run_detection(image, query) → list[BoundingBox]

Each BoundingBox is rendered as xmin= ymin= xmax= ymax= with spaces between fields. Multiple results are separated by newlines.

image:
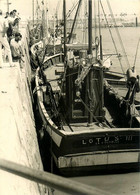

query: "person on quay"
xmin=13 ymin=17 xmax=20 ymax=34
xmin=10 ymin=32 xmax=24 ymax=66
xmin=7 ymin=11 xmax=15 ymax=42
xmin=0 ymin=10 xmax=14 ymax=67
xmin=11 ymin=10 xmax=21 ymax=35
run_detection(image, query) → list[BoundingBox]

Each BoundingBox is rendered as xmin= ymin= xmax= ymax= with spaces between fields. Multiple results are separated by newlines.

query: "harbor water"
xmin=53 ymin=27 xmax=140 ymax=195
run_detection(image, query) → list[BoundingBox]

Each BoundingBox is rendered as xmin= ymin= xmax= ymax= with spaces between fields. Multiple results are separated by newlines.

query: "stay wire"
xmin=106 ymin=0 xmax=130 ymax=69
xmin=66 ymin=0 xmax=79 ymax=18
xmin=98 ymin=0 xmax=101 ymax=37
xmin=99 ymin=0 xmax=126 ymax=77
xmin=133 ymin=38 xmax=140 ymax=68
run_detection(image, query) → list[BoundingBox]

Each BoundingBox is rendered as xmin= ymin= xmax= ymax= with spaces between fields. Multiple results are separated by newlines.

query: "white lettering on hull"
xmin=82 ymin=135 xmax=133 ymax=145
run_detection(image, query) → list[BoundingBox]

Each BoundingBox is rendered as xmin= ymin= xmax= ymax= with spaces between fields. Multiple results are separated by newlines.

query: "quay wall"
xmin=0 ymin=24 xmax=46 ymax=195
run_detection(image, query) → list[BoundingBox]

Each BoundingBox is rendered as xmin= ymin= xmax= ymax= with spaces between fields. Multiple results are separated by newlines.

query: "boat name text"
xmin=82 ymin=135 xmax=133 ymax=145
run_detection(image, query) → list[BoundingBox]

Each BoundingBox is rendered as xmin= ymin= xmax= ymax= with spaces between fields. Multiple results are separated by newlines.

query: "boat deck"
xmin=63 ymin=122 xmax=107 ymax=132
xmin=44 ymin=63 xmax=140 ymax=102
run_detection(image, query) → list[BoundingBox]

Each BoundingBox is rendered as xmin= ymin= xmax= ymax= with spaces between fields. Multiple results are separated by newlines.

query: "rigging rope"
xmin=106 ymin=0 xmax=130 ymax=69
xmin=94 ymin=0 xmax=97 ymax=39
xmin=82 ymin=0 xmax=87 ymax=43
xmin=35 ymin=0 xmax=41 ymax=20
xmin=66 ymin=0 xmax=79 ymax=18
xmin=99 ymin=0 xmax=126 ymax=77
xmin=98 ymin=0 xmax=101 ymax=38
xmin=133 ymin=38 xmax=140 ymax=68
xmin=56 ymin=0 xmax=61 ymax=15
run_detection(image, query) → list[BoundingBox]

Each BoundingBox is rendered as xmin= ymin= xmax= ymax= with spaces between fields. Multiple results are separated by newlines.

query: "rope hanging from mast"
xmin=106 ymin=0 xmax=130 ymax=69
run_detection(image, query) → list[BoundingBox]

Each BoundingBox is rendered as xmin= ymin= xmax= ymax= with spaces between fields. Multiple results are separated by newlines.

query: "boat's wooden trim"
xmin=35 ymin=70 xmax=58 ymax=129
xmin=60 ymin=127 xmax=140 ymax=135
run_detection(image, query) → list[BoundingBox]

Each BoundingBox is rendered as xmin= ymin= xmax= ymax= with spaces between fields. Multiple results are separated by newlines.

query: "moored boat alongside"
xmin=34 ymin=0 xmax=140 ymax=176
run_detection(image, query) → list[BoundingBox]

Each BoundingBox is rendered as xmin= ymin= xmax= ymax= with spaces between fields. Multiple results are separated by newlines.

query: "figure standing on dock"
xmin=10 ymin=32 xmax=24 ymax=66
xmin=0 ymin=10 xmax=14 ymax=67
xmin=12 ymin=10 xmax=20 ymax=34
xmin=7 ymin=11 xmax=15 ymax=42
xmin=7 ymin=10 xmax=21 ymax=43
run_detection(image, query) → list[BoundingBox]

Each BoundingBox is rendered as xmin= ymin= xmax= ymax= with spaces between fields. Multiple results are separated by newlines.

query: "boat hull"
xmin=35 ymin=53 xmax=140 ymax=175
xmin=58 ymin=162 xmax=140 ymax=176
xmin=37 ymin=95 xmax=140 ymax=174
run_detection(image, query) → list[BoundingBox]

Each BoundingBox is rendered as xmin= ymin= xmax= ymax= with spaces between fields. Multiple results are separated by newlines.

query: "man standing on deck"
xmin=0 ymin=10 xmax=14 ymax=67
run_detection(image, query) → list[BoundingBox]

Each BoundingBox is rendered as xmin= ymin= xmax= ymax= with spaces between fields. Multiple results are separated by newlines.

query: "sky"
xmin=0 ymin=0 xmax=140 ymax=20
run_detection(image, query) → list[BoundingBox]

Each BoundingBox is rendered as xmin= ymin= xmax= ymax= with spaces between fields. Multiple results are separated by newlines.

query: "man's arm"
xmin=3 ymin=20 xmax=9 ymax=37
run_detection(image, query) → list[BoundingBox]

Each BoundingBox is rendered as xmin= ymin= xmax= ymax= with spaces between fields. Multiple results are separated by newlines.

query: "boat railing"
xmin=43 ymin=52 xmax=64 ymax=63
xmin=0 ymin=158 xmax=115 ymax=195
xmin=43 ymin=53 xmax=64 ymax=68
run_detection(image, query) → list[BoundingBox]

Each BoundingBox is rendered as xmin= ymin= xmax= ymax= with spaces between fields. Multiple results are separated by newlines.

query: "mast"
xmin=63 ymin=0 xmax=67 ymax=63
xmin=32 ymin=0 xmax=35 ymax=26
xmin=88 ymin=0 xmax=92 ymax=55
xmin=67 ymin=0 xmax=82 ymax=44
xmin=41 ymin=0 xmax=47 ymax=48
xmin=6 ymin=0 xmax=10 ymax=12
xmin=42 ymin=0 xmax=45 ymax=46
xmin=88 ymin=0 xmax=93 ymax=125
xmin=98 ymin=0 xmax=104 ymax=113
xmin=46 ymin=4 xmax=49 ymax=39
xmin=53 ymin=14 xmax=56 ymax=54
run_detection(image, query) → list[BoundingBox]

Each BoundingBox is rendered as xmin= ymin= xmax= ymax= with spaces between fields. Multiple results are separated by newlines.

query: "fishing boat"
xmin=34 ymin=0 xmax=140 ymax=175
xmin=30 ymin=0 xmax=80 ymax=69
xmin=30 ymin=36 xmax=62 ymax=69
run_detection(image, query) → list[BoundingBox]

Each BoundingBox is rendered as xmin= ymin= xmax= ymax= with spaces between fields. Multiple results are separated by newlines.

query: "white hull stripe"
xmin=58 ymin=151 xmax=140 ymax=168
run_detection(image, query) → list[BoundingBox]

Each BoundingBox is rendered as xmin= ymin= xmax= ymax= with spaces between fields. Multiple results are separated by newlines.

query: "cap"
xmin=15 ymin=32 xmax=22 ymax=37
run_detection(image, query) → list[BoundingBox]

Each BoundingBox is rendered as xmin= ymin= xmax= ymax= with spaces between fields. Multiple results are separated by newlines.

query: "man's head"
xmin=0 ymin=10 xmax=2 ymax=15
xmin=10 ymin=11 xmax=13 ymax=17
xmin=13 ymin=10 xmax=17 ymax=13
xmin=15 ymin=32 xmax=22 ymax=42
xmin=12 ymin=10 xmax=17 ymax=17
